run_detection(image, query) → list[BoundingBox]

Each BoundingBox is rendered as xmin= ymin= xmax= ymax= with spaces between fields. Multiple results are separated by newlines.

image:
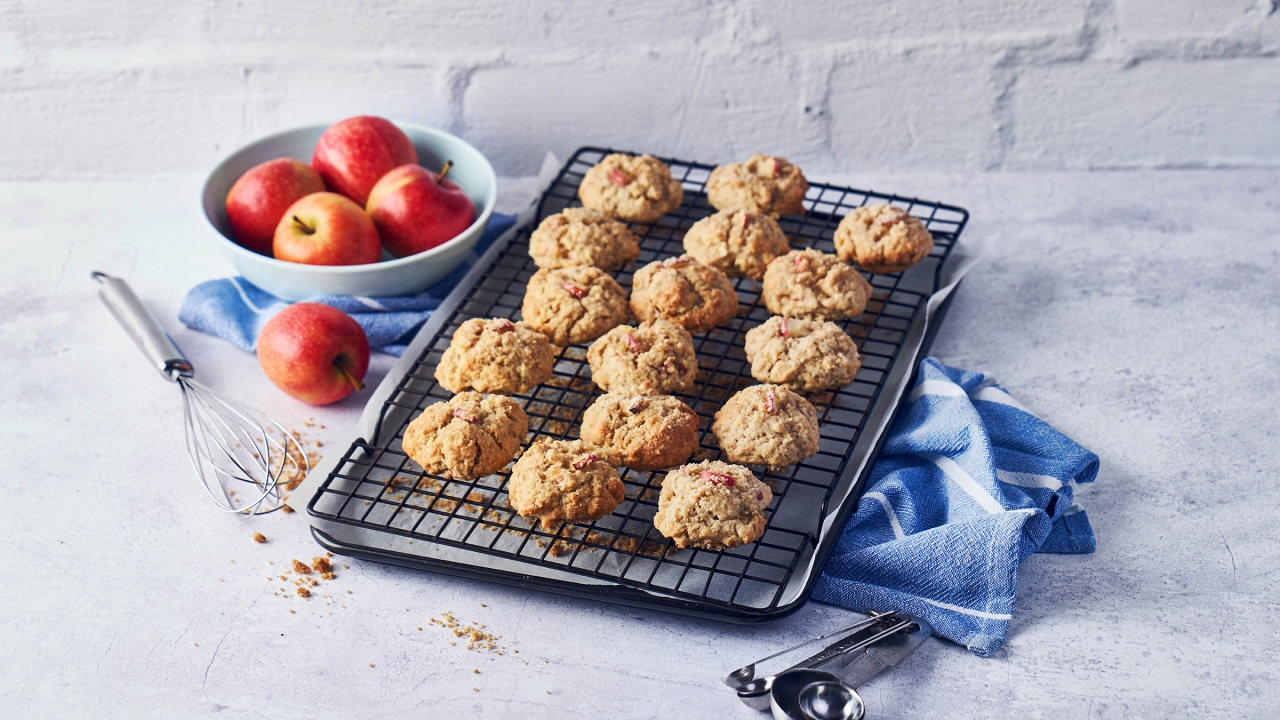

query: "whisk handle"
xmin=92 ymin=271 xmax=194 ymax=381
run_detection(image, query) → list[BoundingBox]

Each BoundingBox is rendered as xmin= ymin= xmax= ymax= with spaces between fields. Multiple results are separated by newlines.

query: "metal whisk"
xmin=92 ymin=272 xmax=307 ymax=515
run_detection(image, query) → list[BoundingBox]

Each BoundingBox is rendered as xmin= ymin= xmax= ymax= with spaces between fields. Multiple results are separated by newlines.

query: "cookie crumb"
xmin=252 ymin=532 xmax=266 ymax=543
xmin=473 ymin=668 xmax=480 ymax=674
xmin=369 ymin=663 xmax=375 ymax=668
xmin=289 ymin=609 xmax=296 ymax=614
xmin=297 ymin=587 xmax=310 ymax=598
xmin=194 ymin=642 xmax=199 ymax=647
xmin=312 ymin=557 xmax=333 ymax=573
xmin=281 ymin=504 xmax=295 ymax=514
xmin=292 ymin=559 xmax=312 ymax=574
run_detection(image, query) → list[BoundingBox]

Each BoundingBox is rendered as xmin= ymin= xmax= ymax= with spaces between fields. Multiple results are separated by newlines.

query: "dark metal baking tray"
xmin=306 ymin=147 xmax=968 ymax=623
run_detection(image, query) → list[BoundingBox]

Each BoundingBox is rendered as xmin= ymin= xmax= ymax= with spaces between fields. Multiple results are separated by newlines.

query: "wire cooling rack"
xmin=308 ymin=148 xmax=968 ymax=622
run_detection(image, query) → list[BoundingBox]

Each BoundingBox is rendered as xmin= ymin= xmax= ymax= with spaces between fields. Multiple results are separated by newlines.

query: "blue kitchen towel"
xmin=813 ymin=357 xmax=1098 ymax=657
xmin=179 ymin=213 xmax=517 ymax=356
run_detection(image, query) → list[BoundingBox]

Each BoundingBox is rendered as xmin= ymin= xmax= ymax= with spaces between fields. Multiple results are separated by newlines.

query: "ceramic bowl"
xmin=201 ymin=121 xmax=496 ymax=300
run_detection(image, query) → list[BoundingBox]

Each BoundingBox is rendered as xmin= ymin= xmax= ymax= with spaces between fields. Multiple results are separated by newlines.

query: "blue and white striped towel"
xmin=178 ymin=213 xmax=517 ymax=356
xmin=814 ymin=357 xmax=1098 ymax=657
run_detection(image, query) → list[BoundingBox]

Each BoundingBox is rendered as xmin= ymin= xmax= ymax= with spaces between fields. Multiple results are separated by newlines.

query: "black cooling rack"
xmin=308 ymin=147 xmax=968 ymax=622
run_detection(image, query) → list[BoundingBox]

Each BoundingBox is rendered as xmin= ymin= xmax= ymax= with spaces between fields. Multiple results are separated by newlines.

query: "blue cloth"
xmin=813 ymin=358 xmax=1099 ymax=657
xmin=179 ymin=213 xmax=517 ymax=356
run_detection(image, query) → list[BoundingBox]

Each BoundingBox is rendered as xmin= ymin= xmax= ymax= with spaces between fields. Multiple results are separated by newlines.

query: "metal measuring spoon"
xmin=723 ymin=613 xmax=894 ymax=690
xmin=797 ymin=680 xmax=864 ymax=720
xmin=769 ymin=669 xmax=864 ymax=720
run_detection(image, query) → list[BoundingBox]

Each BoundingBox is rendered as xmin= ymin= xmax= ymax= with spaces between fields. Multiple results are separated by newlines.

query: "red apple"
xmin=366 ymin=162 xmax=477 ymax=257
xmin=273 ymin=192 xmax=382 ymax=266
xmin=225 ymin=158 xmax=326 ymax=255
xmin=311 ymin=116 xmax=418 ymax=206
xmin=258 ymin=303 xmax=370 ymax=406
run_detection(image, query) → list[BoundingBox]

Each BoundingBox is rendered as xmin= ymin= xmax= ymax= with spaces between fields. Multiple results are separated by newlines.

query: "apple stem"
xmin=334 ymin=359 xmax=365 ymax=392
xmin=436 ymin=160 xmax=454 ymax=186
xmin=292 ymin=215 xmax=315 ymax=235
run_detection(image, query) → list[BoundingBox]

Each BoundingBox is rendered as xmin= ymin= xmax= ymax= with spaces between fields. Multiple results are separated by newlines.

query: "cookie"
xmin=577 ymin=153 xmax=684 ymax=223
xmin=435 ymin=318 xmax=555 ymax=395
xmin=401 ymin=392 xmax=529 ymax=480
xmin=652 ymin=460 xmax=772 ymax=550
xmin=587 ymin=320 xmax=699 ymax=395
xmin=833 ymin=203 xmax=934 ymax=274
xmin=507 ymin=438 xmax=626 ymax=528
xmin=761 ymin=248 xmax=873 ymax=321
xmin=580 ymin=393 xmax=701 ymax=471
xmin=706 ymin=154 xmax=808 ymax=217
xmin=522 ymin=265 xmax=631 ymax=347
xmin=743 ymin=316 xmax=862 ymax=392
xmin=528 ymin=207 xmax=641 ymax=272
xmin=682 ymin=208 xmax=790 ymax=281
xmin=712 ymin=384 xmax=820 ymax=468
xmin=629 ymin=255 xmax=739 ymax=334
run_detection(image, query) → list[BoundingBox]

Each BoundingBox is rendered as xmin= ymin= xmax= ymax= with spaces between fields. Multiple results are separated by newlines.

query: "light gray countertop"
xmin=3 ymin=169 xmax=1277 ymax=719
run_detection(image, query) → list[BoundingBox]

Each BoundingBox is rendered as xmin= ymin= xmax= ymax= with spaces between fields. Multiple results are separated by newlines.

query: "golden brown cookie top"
xmin=761 ymin=248 xmax=873 ymax=321
xmin=833 ymin=203 xmax=934 ymax=274
xmin=521 ymin=265 xmax=631 ymax=347
xmin=706 ymin=154 xmax=808 ymax=217
xmin=434 ymin=318 xmax=555 ymax=395
xmin=506 ymin=438 xmax=625 ymax=528
xmin=528 ymin=207 xmax=640 ymax=271
xmin=629 ymin=255 xmax=740 ymax=334
xmin=743 ymin=316 xmax=862 ymax=392
xmin=711 ymin=384 xmax=820 ymax=468
xmin=682 ymin=208 xmax=791 ymax=281
xmin=401 ymin=392 xmax=529 ymax=480
xmin=578 ymin=154 xmax=684 ymax=224
xmin=586 ymin=319 xmax=698 ymax=395
xmin=580 ymin=393 xmax=701 ymax=472
xmin=652 ymin=460 xmax=772 ymax=550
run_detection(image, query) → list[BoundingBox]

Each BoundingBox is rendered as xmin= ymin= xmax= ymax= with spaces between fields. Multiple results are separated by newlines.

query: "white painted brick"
xmin=820 ymin=48 xmax=997 ymax=172
xmin=1116 ymin=0 xmax=1258 ymax=37
xmin=752 ymin=0 xmax=1093 ymax=45
xmin=1006 ymin=58 xmax=1280 ymax=169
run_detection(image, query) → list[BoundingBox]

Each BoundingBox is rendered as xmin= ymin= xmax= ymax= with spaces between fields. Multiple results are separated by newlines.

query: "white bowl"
xmin=201 ymin=122 xmax=497 ymax=301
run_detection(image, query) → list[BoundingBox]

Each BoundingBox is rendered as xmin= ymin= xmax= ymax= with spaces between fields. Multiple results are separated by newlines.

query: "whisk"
xmin=92 ymin=272 xmax=307 ymax=515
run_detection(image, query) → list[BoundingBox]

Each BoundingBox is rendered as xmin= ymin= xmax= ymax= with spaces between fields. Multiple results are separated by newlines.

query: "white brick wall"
xmin=1 ymin=0 xmax=1276 ymax=179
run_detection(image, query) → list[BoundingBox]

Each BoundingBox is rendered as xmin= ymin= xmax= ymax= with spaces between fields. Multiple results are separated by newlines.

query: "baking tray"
xmin=304 ymin=148 xmax=969 ymax=623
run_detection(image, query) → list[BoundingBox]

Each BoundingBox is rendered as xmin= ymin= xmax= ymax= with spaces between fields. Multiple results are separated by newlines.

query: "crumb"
xmin=417 ymin=626 xmax=423 ymax=631
xmin=289 ymin=609 xmax=296 ymax=614
xmin=547 ymin=690 xmax=551 ymax=694
xmin=321 ymin=572 xmax=335 ymax=580
xmin=312 ymin=557 xmax=333 ymax=574
xmin=194 ymin=642 xmax=199 ymax=647
xmin=292 ymin=559 xmax=312 ymax=574
xmin=472 ymin=688 xmax=479 ymax=692
xmin=346 ymin=590 xmax=352 ymax=594
xmin=369 ymin=663 xmax=375 ymax=668
xmin=480 ymin=603 xmax=486 ymax=607
xmin=252 ymin=532 xmax=266 ymax=543
xmin=343 ymin=565 xmax=349 ymax=569
xmin=473 ymin=668 xmax=480 ymax=674
xmin=297 ymin=588 xmax=310 ymax=598
xmin=281 ymin=504 xmax=295 ymax=514
xmin=450 ymin=641 xmax=455 ymax=646
xmin=310 ymin=579 xmax=318 ymax=587
xmin=326 ymin=552 xmax=333 ymax=557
